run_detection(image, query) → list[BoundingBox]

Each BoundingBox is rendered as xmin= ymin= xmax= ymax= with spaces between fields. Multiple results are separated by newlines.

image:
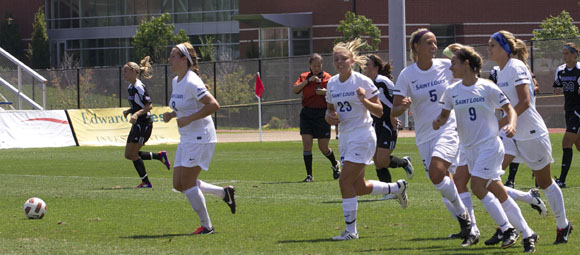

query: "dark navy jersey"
xmin=372 ymin=74 xmax=395 ymax=125
xmin=554 ymin=62 xmax=580 ymax=111
xmin=128 ymin=80 xmax=152 ymax=123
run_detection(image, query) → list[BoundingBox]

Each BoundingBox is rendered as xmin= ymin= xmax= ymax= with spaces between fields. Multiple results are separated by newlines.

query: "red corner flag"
xmin=255 ymin=72 xmax=265 ymax=98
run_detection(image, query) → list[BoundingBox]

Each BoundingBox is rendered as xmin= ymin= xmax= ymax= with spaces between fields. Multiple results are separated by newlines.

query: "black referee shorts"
xmin=300 ymin=107 xmax=331 ymax=139
xmin=127 ymin=121 xmax=153 ymax=145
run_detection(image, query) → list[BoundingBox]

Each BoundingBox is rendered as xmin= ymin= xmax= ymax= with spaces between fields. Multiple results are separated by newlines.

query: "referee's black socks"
xmin=303 ymin=151 xmax=313 ymax=176
xmin=324 ymin=149 xmax=338 ymax=166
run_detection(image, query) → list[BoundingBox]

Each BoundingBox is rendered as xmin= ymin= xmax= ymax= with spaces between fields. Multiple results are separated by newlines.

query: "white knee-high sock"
xmin=501 ymin=197 xmax=533 ymax=238
xmin=342 ymin=197 xmax=358 ymax=234
xmin=369 ymin=180 xmax=400 ymax=195
xmin=459 ymin=192 xmax=478 ymax=234
xmin=185 ymin=186 xmax=212 ymax=229
xmin=442 ymin=197 xmax=457 ymax=220
xmin=434 ymin=176 xmax=466 ymax=216
xmin=481 ymin=192 xmax=511 ymax=233
xmin=544 ymin=182 xmax=569 ymax=229
xmin=505 ymin=187 xmax=534 ymax=204
xmin=197 ymin=180 xmax=225 ymax=198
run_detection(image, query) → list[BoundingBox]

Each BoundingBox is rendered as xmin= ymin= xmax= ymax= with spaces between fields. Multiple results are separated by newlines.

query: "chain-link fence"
xmin=1 ymin=38 xmax=578 ymax=130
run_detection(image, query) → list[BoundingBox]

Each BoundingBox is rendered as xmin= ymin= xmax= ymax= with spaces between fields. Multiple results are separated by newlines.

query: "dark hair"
xmin=454 ymin=46 xmax=483 ymax=75
xmin=367 ymin=54 xmax=393 ymax=79
xmin=309 ymin=53 xmax=323 ymax=64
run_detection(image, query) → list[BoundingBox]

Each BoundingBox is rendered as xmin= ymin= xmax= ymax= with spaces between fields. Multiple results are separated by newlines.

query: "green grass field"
xmin=0 ymin=134 xmax=578 ymax=254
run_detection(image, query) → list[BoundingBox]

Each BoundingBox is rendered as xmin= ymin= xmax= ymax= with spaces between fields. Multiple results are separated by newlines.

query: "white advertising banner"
xmin=67 ymin=106 xmax=180 ymax=146
xmin=0 ymin=110 xmax=77 ymax=149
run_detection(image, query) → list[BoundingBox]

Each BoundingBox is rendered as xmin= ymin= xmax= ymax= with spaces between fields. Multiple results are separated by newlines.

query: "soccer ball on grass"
xmin=24 ymin=197 xmax=47 ymax=219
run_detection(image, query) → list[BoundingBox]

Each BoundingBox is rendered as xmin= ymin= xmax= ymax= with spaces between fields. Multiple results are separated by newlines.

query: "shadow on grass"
xmin=321 ymin=198 xmax=384 ymax=204
xmin=122 ymin=233 xmax=192 ymax=239
xmin=262 ymin=180 xmax=337 ymax=185
xmin=359 ymin=244 xmax=511 ymax=254
xmin=278 ymin=236 xmax=368 ymax=244
xmin=96 ymin=186 xmax=142 ymax=190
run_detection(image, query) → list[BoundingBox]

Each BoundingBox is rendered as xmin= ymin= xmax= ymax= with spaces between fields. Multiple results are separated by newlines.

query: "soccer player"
xmin=488 ymin=30 xmax=572 ymax=244
xmin=553 ymin=42 xmax=580 ymax=189
xmin=162 ymin=42 xmax=236 ymax=235
xmin=490 ymin=60 xmax=540 ymax=188
xmin=122 ymin=56 xmax=171 ymax=188
xmin=434 ymin=46 xmax=538 ymax=252
xmin=293 ymin=53 xmax=340 ymax=182
xmin=363 ymin=54 xmax=414 ymax=200
xmin=325 ymin=38 xmax=408 ymax=241
xmin=391 ymin=29 xmax=472 ymax=244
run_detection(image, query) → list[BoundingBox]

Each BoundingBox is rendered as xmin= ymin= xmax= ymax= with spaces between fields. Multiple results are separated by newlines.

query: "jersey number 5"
xmin=337 ymin=101 xmax=352 ymax=112
xmin=429 ymin=89 xmax=437 ymax=102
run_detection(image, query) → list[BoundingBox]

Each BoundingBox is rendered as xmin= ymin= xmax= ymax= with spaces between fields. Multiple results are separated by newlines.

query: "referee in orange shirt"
xmin=293 ymin=53 xmax=341 ymax=182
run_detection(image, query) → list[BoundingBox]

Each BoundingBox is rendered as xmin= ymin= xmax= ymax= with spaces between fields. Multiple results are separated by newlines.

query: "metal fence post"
xmin=213 ymin=61 xmax=217 ymax=129
xmin=77 ymin=68 xmax=80 ymax=109
xmin=530 ymin=40 xmax=534 ymax=73
xmin=118 ymin=66 xmax=122 ymax=107
xmin=165 ymin=65 xmax=169 ymax=106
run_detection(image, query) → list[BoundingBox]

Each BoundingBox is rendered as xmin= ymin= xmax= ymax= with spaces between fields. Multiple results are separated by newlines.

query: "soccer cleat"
xmin=461 ymin=233 xmax=480 ymax=247
xmin=193 ymin=226 xmax=215 ymax=235
xmin=332 ymin=162 xmax=341 ymax=180
xmin=523 ymin=232 xmax=538 ymax=253
xmin=504 ymin=179 xmax=515 ymax=188
xmin=402 ymin=156 xmax=415 ymax=179
xmin=484 ymin=228 xmax=503 ymax=245
xmin=395 ymin=179 xmax=408 ymax=209
xmin=456 ymin=211 xmax=472 ymax=239
xmin=554 ymin=177 xmax=566 ymax=188
xmin=554 ymin=222 xmax=573 ymax=244
xmin=136 ymin=182 xmax=152 ymax=188
xmin=302 ymin=175 xmax=313 ymax=182
xmin=380 ymin=193 xmax=397 ymax=201
xmin=223 ymin=186 xmax=236 ymax=214
xmin=529 ymin=188 xmax=548 ymax=218
xmin=159 ymin=151 xmax=171 ymax=170
xmin=501 ymin=228 xmax=519 ymax=248
xmin=332 ymin=229 xmax=359 ymax=241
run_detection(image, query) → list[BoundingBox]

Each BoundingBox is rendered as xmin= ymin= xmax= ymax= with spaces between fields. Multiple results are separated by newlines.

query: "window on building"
xmin=430 ymin=24 xmax=456 ymax=48
xmin=260 ymin=27 xmax=289 ymax=58
xmin=292 ymin=28 xmax=311 ymax=56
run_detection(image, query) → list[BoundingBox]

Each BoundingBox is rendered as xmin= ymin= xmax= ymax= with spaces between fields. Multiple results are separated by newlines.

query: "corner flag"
xmin=255 ymin=72 xmax=264 ymax=98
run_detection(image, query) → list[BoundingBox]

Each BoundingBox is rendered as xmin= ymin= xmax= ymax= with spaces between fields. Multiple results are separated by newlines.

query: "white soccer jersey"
xmin=441 ymin=78 xmax=509 ymax=147
xmin=326 ymin=72 xmax=379 ymax=134
xmin=169 ymin=70 xmax=217 ymax=143
xmin=394 ymin=58 xmax=457 ymax=145
xmin=496 ymin=58 xmax=548 ymax=140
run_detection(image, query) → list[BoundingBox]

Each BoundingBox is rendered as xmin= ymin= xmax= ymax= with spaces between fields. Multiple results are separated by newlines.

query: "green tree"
xmin=533 ymin=10 xmax=580 ymax=40
xmin=28 ymin=6 xmax=50 ymax=69
xmin=0 ymin=13 xmax=24 ymax=60
xmin=173 ymin=29 xmax=189 ymax=45
xmin=199 ymin=35 xmax=216 ymax=62
xmin=335 ymin=11 xmax=381 ymax=51
xmin=532 ymin=10 xmax=580 ymax=68
xmin=134 ymin=13 xmax=186 ymax=64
